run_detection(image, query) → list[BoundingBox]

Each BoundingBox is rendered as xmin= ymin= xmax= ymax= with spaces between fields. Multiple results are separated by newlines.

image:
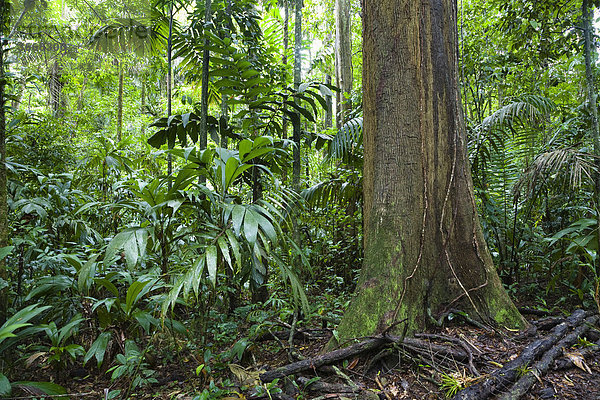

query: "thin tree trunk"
xmin=281 ymin=0 xmax=290 ymax=183
xmin=167 ymin=1 xmax=174 ymax=184
xmin=220 ymin=0 xmax=233 ymax=149
xmin=0 ymin=0 xmax=8 ymax=323
xmin=325 ymin=74 xmax=333 ymax=128
xmin=335 ymin=0 xmax=524 ymax=342
xmin=116 ymin=64 xmax=123 ymax=141
xmin=199 ymin=0 xmax=212 ymax=175
xmin=140 ymin=75 xmax=146 ymax=135
xmin=141 ymin=76 xmax=145 ymax=113
xmin=48 ymin=60 xmax=66 ymax=117
xmin=334 ymin=0 xmax=352 ymax=127
xmin=292 ymin=0 xmax=302 ymax=191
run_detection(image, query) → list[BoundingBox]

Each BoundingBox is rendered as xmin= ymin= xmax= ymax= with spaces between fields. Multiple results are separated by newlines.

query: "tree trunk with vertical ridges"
xmin=334 ymin=0 xmax=525 ymax=343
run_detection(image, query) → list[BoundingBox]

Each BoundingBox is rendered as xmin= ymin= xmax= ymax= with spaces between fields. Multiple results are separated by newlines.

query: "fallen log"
xmin=518 ymin=307 xmax=554 ymax=317
xmin=296 ymin=376 xmax=360 ymax=393
xmin=498 ymin=314 xmax=599 ymax=400
xmin=533 ymin=316 xmax=563 ymax=331
xmin=255 ymin=328 xmax=329 ymax=342
xmin=260 ymin=334 xmax=470 ymax=383
xmin=452 ymin=309 xmax=588 ymax=400
xmin=260 ymin=337 xmax=389 ymax=383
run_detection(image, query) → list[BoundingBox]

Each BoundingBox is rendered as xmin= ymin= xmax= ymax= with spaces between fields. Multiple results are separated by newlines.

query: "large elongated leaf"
xmin=243 ymin=210 xmax=258 ymax=245
xmin=206 ymin=245 xmax=218 ymax=287
xmin=0 ymin=304 xmax=51 ymax=345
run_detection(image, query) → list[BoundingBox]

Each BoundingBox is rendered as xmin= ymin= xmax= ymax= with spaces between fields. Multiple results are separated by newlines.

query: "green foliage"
xmin=107 ymin=340 xmax=157 ymax=390
xmin=41 ymin=315 xmax=85 ymax=374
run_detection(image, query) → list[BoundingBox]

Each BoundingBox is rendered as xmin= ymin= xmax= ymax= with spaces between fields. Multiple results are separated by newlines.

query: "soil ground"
xmin=10 ymin=312 xmax=600 ymax=400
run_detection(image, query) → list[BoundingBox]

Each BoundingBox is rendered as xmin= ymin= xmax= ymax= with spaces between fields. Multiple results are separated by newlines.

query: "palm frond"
xmin=326 ymin=116 xmax=363 ymax=162
xmin=514 ymin=147 xmax=596 ymax=201
xmin=471 ymin=95 xmax=555 ymax=158
xmin=87 ymin=17 xmax=168 ymax=56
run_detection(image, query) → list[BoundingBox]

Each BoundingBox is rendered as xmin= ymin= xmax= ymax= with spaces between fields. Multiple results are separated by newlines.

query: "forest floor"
xmin=11 ymin=310 xmax=600 ymax=400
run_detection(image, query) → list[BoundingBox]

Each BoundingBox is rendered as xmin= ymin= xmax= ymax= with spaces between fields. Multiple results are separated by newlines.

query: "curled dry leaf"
xmin=564 ymin=351 xmax=592 ymax=374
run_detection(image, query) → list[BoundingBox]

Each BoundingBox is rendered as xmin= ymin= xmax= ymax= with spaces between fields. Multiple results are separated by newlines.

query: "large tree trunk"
xmin=335 ymin=0 xmax=524 ymax=342
xmin=334 ymin=0 xmax=352 ymax=127
xmin=583 ymin=0 xmax=600 ymax=256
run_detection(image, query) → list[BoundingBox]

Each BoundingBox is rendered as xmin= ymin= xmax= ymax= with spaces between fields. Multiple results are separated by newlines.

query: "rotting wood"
xmin=296 ymin=376 xmax=360 ymax=393
xmin=415 ymin=333 xmax=480 ymax=376
xmin=533 ymin=316 xmax=564 ymax=330
xmin=518 ymin=307 xmax=554 ymax=317
xmin=260 ymin=337 xmax=389 ymax=382
xmin=260 ymin=334 xmax=470 ymax=383
xmin=452 ymin=309 xmax=588 ymax=400
xmin=498 ymin=314 xmax=599 ymax=400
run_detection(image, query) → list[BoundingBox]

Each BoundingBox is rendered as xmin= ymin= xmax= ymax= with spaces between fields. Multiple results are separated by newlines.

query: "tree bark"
xmin=325 ymin=72 xmax=333 ymax=129
xmin=0 ymin=0 xmax=8 ymax=323
xmin=167 ymin=1 xmax=174 ymax=182
xmin=583 ymin=0 xmax=600 ymax=258
xmin=48 ymin=60 xmax=66 ymax=117
xmin=292 ymin=0 xmax=302 ymax=191
xmin=334 ymin=0 xmax=352 ymax=126
xmin=200 ymin=0 xmax=212 ymax=155
xmin=116 ymin=63 xmax=123 ymax=141
xmin=334 ymin=0 xmax=525 ymax=342
xmin=281 ymin=0 xmax=289 ymax=183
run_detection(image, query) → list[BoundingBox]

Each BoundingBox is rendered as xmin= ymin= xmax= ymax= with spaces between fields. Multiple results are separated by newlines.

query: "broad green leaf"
xmin=56 ymin=315 xmax=83 ymax=346
xmin=78 ymin=254 xmax=99 ymax=294
xmin=217 ymin=236 xmax=232 ymax=270
xmin=244 ymin=210 xmax=258 ymax=245
xmin=104 ymin=230 xmax=131 ymax=266
xmin=206 ymin=246 xmax=218 ymax=287
xmin=253 ymin=136 xmax=274 ymax=148
xmin=284 ymin=100 xmax=315 ymax=122
xmin=189 ymin=257 xmax=206 ymax=297
xmin=242 ymin=147 xmax=275 ymax=163
xmin=224 ymin=157 xmax=240 ymax=190
xmin=253 ymin=211 xmax=277 ymax=242
xmin=226 ymin=229 xmax=241 ymax=270
xmin=93 ymin=278 xmax=119 ymax=297
xmin=0 ymin=373 xmax=10 ymax=396
xmin=162 ymin=278 xmax=185 ymax=315
xmin=0 ymin=323 xmax=31 ymax=341
xmin=125 ymin=280 xmax=150 ymax=315
xmin=133 ymin=310 xmax=157 ymax=334
xmin=227 ymin=164 xmax=253 ymax=190
xmin=232 ymin=205 xmax=246 ymax=234
xmin=122 ymin=231 xmax=139 ymax=269
xmin=0 ymin=304 xmax=51 ymax=345
xmin=0 ymin=246 xmax=14 ymax=261
xmin=182 ymin=112 xmax=191 ymax=127
xmin=239 ymin=139 xmax=253 ymax=159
